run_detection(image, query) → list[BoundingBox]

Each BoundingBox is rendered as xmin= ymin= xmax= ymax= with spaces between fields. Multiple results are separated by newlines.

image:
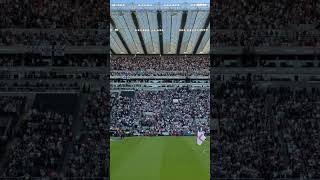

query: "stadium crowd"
xmin=65 ymin=88 xmax=109 ymax=177
xmin=213 ymin=0 xmax=320 ymax=47
xmin=0 ymin=96 xmax=26 ymax=167
xmin=0 ymin=96 xmax=26 ymax=114
xmin=111 ymin=87 xmax=209 ymax=135
xmin=0 ymin=0 xmax=108 ymax=28
xmin=2 ymin=109 xmax=73 ymax=177
xmin=212 ymin=81 xmax=320 ymax=178
xmin=213 ymin=31 xmax=320 ymax=47
xmin=0 ymin=81 xmax=81 ymax=92
xmin=0 ymin=0 xmax=110 ymax=170
xmin=0 ymin=54 xmax=107 ymax=92
xmin=0 ymin=89 xmax=109 ymax=178
xmin=0 ymin=55 xmax=107 ymax=67
xmin=0 ymin=30 xmax=108 ymax=46
xmin=214 ymin=0 xmax=319 ymax=29
xmin=111 ymin=56 xmax=209 ymax=76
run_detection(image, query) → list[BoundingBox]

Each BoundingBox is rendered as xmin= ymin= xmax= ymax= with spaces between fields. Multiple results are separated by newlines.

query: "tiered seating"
xmin=111 ymin=87 xmax=209 ymax=135
xmin=212 ymin=82 xmax=320 ymax=178
xmin=65 ymin=89 xmax=109 ymax=177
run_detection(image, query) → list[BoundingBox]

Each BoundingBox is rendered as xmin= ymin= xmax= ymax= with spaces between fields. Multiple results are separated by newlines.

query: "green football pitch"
xmin=110 ymin=136 xmax=210 ymax=180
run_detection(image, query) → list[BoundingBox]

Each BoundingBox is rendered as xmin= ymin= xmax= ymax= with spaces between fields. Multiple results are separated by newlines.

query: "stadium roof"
xmin=110 ymin=0 xmax=210 ymax=55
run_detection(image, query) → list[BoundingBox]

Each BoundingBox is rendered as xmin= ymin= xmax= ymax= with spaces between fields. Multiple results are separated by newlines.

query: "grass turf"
xmin=110 ymin=136 xmax=209 ymax=180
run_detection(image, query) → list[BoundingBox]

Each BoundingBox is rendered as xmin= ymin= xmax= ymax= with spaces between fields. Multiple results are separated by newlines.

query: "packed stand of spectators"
xmin=111 ymin=56 xmax=209 ymax=76
xmin=65 ymin=88 xmax=109 ymax=177
xmin=53 ymin=56 xmax=107 ymax=67
xmin=13 ymin=71 xmax=106 ymax=81
xmin=0 ymin=0 xmax=108 ymax=28
xmin=2 ymin=109 xmax=73 ymax=177
xmin=211 ymin=81 xmax=320 ymax=178
xmin=0 ymin=55 xmax=107 ymax=67
xmin=213 ymin=30 xmax=320 ymax=47
xmin=0 ymin=96 xmax=26 ymax=115
xmin=111 ymin=87 xmax=209 ymax=135
xmin=0 ymin=81 xmax=81 ymax=92
xmin=0 ymin=55 xmax=108 ymax=92
xmin=0 ymin=30 xmax=108 ymax=46
xmin=0 ymin=96 xmax=26 ymax=149
xmin=213 ymin=0 xmax=320 ymax=47
xmin=214 ymin=0 xmax=320 ymax=29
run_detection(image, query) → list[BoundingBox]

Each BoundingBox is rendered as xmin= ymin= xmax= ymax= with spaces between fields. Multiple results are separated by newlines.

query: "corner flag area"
xmin=110 ymin=136 xmax=210 ymax=180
